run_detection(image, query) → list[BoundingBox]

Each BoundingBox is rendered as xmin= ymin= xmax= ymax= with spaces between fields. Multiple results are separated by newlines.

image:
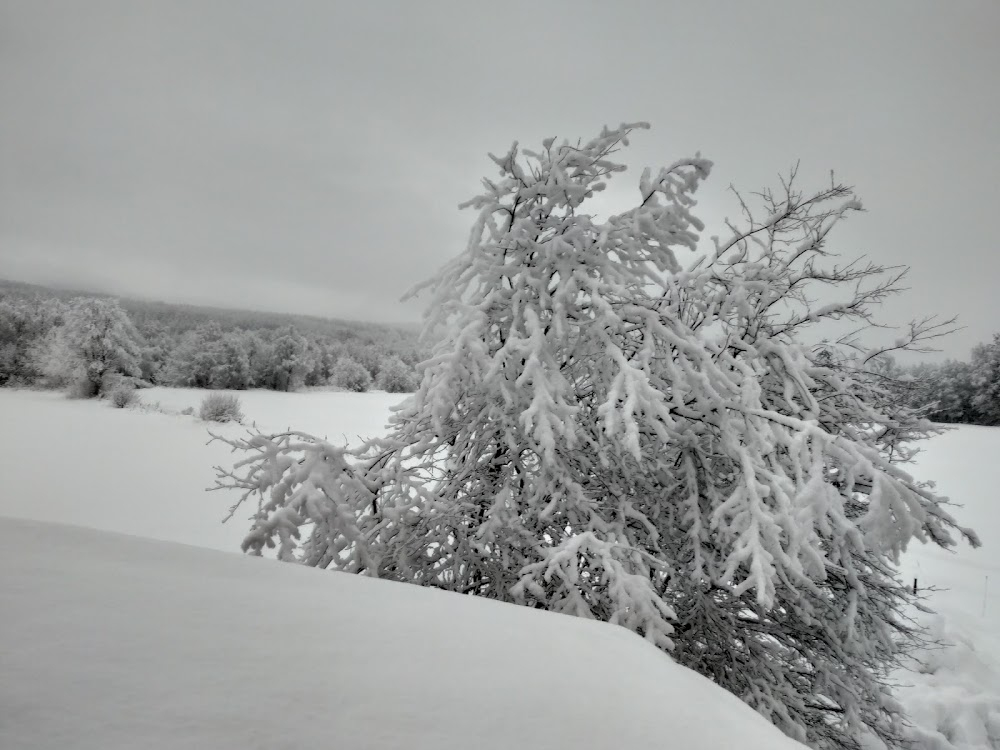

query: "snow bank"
xmin=0 ymin=516 xmax=806 ymax=750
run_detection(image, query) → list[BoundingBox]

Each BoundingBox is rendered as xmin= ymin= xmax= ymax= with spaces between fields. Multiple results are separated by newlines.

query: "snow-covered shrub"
xmin=376 ymin=356 xmax=418 ymax=393
xmin=109 ymin=383 xmax=137 ymax=409
xmin=181 ymin=406 xmax=195 ymax=416
xmin=215 ymin=123 xmax=978 ymax=750
xmin=199 ymin=393 xmax=243 ymax=423
xmin=331 ymin=356 xmax=372 ymax=392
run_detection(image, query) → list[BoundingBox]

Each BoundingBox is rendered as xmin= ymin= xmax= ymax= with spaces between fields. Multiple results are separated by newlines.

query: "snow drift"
xmin=0 ymin=516 xmax=805 ymax=750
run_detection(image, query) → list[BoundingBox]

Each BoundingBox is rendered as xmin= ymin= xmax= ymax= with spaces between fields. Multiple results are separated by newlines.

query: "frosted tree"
xmin=262 ymin=327 xmax=311 ymax=392
xmin=214 ymin=123 xmax=978 ymax=750
xmin=905 ymin=359 xmax=977 ymax=424
xmin=971 ymin=334 xmax=1000 ymax=425
xmin=32 ymin=297 xmax=142 ymax=396
xmin=161 ymin=324 xmax=223 ymax=388
xmin=331 ymin=355 xmax=372 ymax=392
xmin=376 ymin=355 xmax=418 ymax=393
xmin=0 ymin=296 xmax=63 ymax=385
xmin=209 ymin=332 xmax=252 ymax=390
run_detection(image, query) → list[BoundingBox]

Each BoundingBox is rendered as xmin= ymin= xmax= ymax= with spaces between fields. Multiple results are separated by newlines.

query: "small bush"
xmin=181 ymin=406 xmax=195 ymax=416
xmin=332 ymin=356 xmax=372 ymax=392
xmin=109 ymin=383 xmax=137 ymax=409
xmin=376 ymin=356 xmax=419 ymax=393
xmin=199 ymin=392 xmax=244 ymax=423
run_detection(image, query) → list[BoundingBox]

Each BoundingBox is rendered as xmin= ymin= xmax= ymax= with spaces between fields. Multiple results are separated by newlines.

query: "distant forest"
xmin=0 ymin=278 xmax=426 ymax=396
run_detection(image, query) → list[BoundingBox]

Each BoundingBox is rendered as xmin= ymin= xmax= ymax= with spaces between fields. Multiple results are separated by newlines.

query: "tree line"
xmin=895 ymin=336 xmax=1000 ymax=426
xmin=0 ymin=293 xmax=424 ymax=397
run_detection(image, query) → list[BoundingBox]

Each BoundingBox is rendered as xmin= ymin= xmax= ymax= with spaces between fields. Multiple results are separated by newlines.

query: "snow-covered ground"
xmin=0 ymin=516 xmax=804 ymax=750
xmin=138 ymin=385 xmax=407 ymax=440
xmin=0 ymin=387 xmax=997 ymax=748
xmin=0 ymin=388 xmax=405 ymax=552
xmin=892 ymin=426 xmax=1000 ymax=749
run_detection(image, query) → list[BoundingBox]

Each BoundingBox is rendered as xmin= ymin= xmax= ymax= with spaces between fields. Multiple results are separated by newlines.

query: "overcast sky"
xmin=1 ymin=1 xmax=997 ymax=358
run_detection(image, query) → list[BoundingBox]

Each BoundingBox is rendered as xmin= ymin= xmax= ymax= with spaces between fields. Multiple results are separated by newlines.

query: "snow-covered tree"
xmin=161 ymin=325 xmax=223 ymax=388
xmin=209 ymin=332 xmax=252 ymax=390
xmin=331 ymin=355 xmax=372 ymax=392
xmin=160 ymin=324 xmax=252 ymax=390
xmin=376 ymin=355 xmax=418 ymax=393
xmin=970 ymin=333 xmax=1000 ymax=425
xmin=214 ymin=124 xmax=978 ymax=750
xmin=33 ymin=297 xmax=142 ymax=396
xmin=304 ymin=339 xmax=336 ymax=386
xmin=905 ymin=359 xmax=977 ymax=424
xmin=263 ymin=327 xmax=311 ymax=392
xmin=0 ymin=296 xmax=63 ymax=385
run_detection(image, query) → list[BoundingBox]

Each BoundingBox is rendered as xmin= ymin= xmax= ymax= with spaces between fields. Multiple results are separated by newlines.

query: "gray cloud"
xmin=1 ymin=0 xmax=997 ymax=357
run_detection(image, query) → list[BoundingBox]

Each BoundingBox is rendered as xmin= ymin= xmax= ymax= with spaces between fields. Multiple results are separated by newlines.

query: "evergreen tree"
xmin=215 ymin=124 xmax=978 ymax=750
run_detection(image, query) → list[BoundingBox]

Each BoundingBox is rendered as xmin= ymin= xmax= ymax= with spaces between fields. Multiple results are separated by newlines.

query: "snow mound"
xmin=0 ymin=517 xmax=805 ymax=750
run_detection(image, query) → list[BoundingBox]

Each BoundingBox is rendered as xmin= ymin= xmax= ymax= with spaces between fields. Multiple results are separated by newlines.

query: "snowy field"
xmin=892 ymin=425 xmax=1000 ymax=749
xmin=0 ymin=387 xmax=997 ymax=748
xmin=0 ymin=387 xmax=405 ymax=552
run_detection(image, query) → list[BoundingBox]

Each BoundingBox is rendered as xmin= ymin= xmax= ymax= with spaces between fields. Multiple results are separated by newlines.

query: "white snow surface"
xmin=892 ymin=426 xmax=1000 ymax=750
xmin=0 ymin=516 xmax=805 ymax=749
xmin=138 ymin=385 xmax=405 ymax=440
xmin=0 ymin=387 xmax=997 ymax=748
xmin=0 ymin=388 xmax=403 ymax=552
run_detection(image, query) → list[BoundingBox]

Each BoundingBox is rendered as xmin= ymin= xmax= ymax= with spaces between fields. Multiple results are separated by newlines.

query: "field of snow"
xmin=0 ymin=386 xmax=997 ymax=748
xmin=893 ymin=426 xmax=1000 ymax=750
xmin=0 ymin=388 xmax=405 ymax=552
xmin=137 ymin=385 xmax=407 ymax=440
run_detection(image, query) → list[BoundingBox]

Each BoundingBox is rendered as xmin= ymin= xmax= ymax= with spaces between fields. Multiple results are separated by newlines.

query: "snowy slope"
xmin=0 ymin=516 xmax=806 ymax=750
